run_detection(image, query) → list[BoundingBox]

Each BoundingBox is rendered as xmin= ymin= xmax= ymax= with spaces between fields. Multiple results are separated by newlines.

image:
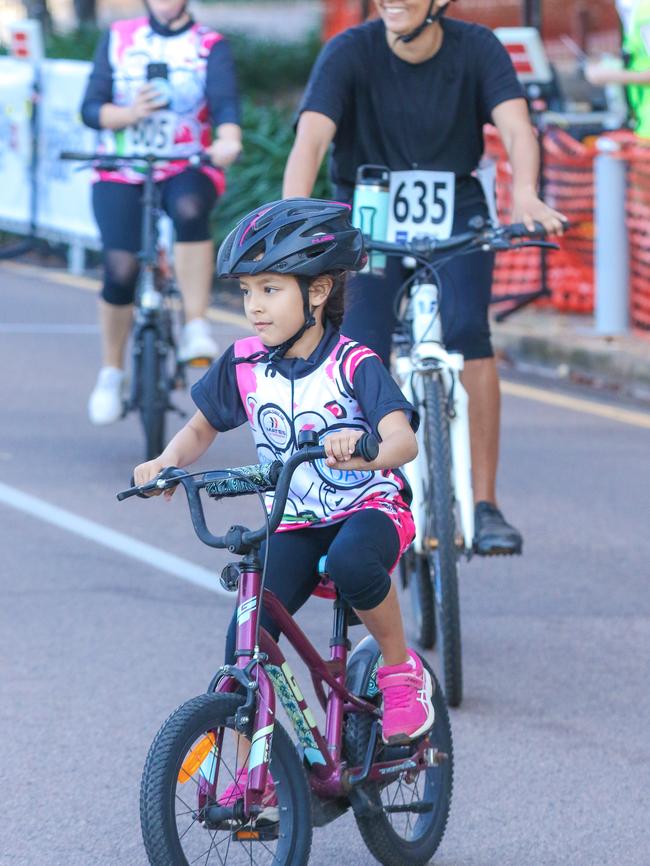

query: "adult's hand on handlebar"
xmin=133 ymin=458 xmax=175 ymax=498
xmin=207 ymin=137 xmax=242 ymax=168
xmin=511 ymin=191 xmax=567 ymax=236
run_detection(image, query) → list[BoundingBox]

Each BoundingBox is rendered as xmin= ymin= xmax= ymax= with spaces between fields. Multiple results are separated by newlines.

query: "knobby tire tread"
xmin=139 ymin=326 xmax=166 ymax=461
xmin=423 ymin=375 xmax=463 ymax=707
xmin=344 ymin=657 xmax=453 ymax=866
xmin=140 ymin=692 xmax=312 ymax=866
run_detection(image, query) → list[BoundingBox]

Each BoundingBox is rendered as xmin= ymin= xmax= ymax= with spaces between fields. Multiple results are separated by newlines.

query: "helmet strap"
xmin=399 ymin=0 xmax=446 ymax=45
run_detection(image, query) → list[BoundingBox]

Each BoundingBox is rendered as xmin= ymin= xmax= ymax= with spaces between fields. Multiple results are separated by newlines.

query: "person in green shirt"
xmin=586 ymin=0 xmax=650 ymax=138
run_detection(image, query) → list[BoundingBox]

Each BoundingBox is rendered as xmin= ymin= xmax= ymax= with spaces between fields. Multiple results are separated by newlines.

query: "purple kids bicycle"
xmin=118 ymin=432 xmax=453 ymax=865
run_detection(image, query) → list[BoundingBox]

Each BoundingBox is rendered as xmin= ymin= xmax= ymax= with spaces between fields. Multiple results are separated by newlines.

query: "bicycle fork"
xmin=396 ymin=347 xmax=475 ymax=554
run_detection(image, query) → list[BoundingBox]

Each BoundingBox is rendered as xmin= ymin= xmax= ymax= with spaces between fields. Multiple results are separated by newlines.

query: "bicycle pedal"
xmin=187 ymin=356 xmax=211 ymax=368
xmin=423 ymin=536 xmax=439 ymax=550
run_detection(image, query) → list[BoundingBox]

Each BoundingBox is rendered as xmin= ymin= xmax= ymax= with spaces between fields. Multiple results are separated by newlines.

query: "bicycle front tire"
xmin=138 ymin=327 xmax=167 ymax=460
xmin=422 ymin=374 xmax=463 ymax=707
xmin=140 ymin=692 xmax=312 ymax=866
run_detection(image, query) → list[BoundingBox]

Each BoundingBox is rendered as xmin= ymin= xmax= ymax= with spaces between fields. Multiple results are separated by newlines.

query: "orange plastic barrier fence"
xmin=484 ymin=126 xmax=650 ymax=335
xmin=322 ymin=0 xmax=363 ymax=41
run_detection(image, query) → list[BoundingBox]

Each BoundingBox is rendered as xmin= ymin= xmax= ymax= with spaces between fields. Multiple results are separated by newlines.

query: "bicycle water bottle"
xmin=352 ymin=165 xmax=390 ymax=273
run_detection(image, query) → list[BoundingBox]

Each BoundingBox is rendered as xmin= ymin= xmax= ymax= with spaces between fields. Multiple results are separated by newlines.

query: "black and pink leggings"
xmin=224 ymin=509 xmax=400 ymax=664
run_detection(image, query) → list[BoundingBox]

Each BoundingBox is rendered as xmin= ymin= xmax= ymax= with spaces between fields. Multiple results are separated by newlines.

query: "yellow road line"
xmin=1 ymin=260 xmax=248 ymax=328
xmin=5 ymin=261 xmax=649 ymax=428
xmin=501 ymin=380 xmax=650 ymax=430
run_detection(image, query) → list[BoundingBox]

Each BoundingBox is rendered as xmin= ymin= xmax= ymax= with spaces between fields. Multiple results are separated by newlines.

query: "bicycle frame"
xmin=212 ymin=552 xmax=437 ymax=816
xmin=394 ymin=276 xmax=475 ymax=553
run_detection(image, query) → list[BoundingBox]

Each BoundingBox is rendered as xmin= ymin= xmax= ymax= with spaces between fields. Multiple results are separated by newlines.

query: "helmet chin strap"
xmin=399 ymin=0 xmax=447 ymax=44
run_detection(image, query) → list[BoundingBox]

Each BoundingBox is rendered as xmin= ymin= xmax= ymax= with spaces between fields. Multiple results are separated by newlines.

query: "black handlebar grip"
xmin=506 ymin=221 xmax=547 ymax=239
xmin=352 ymin=433 xmax=380 ymax=463
xmin=60 ymin=151 xmax=93 ymax=161
xmin=116 ymin=485 xmax=142 ymax=501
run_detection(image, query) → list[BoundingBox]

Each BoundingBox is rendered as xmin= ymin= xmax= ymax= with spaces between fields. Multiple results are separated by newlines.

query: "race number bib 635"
xmin=386 ymin=170 xmax=455 ymax=243
xmin=123 ymin=111 xmax=175 ymax=156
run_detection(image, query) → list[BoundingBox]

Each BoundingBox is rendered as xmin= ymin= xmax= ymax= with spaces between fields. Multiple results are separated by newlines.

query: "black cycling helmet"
xmin=222 ymin=199 xmax=366 ymax=364
xmin=216 ymin=198 xmax=366 ymax=278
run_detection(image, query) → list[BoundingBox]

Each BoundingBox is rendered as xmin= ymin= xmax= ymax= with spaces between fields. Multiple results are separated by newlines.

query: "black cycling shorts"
xmin=344 ymin=208 xmax=495 ymax=365
xmin=224 ymin=509 xmax=400 ymax=664
xmin=92 ymin=168 xmax=218 ymax=306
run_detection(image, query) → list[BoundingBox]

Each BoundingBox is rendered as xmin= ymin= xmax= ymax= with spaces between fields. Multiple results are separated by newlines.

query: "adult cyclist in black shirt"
xmin=283 ymin=0 xmax=566 ymax=556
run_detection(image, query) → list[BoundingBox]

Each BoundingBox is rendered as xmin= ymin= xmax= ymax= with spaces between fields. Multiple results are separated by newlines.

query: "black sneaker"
xmin=473 ymin=501 xmax=523 ymax=556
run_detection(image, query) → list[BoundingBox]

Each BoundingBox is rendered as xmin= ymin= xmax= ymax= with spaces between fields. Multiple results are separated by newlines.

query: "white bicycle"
xmin=366 ymin=221 xmax=556 ymax=707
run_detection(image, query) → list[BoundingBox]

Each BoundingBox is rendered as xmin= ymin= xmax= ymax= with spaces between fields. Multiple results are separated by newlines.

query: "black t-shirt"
xmin=191 ymin=324 xmax=418 ymax=435
xmin=298 ymin=17 xmax=524 ymax=211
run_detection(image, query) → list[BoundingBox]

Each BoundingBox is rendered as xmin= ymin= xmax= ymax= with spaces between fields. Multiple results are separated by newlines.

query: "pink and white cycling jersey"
xmin=97 ymin=16 xmax=225 ymax=192
xmin=233 ymin=334 xmax=415 ymax=552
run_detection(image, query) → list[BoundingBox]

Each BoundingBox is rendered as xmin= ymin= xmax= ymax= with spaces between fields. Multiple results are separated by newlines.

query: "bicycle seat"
xmin=314 ymin=555 xmax=362 ymax=625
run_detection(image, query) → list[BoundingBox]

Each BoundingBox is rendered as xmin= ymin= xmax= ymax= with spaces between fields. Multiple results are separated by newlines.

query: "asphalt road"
xmin=1 ymin=262 xmax=649 ymax=866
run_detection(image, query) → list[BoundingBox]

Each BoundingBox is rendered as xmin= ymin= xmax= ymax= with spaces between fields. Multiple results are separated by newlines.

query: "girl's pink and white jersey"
xmin=98 ymin=17 xmax=225 ymax=191
xmin=233 ymin=334 xmax=415 ymax=550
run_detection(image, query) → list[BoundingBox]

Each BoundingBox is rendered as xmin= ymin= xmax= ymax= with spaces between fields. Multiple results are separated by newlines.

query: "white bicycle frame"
xmin=394 ymin=274 xmax=475 ymax=555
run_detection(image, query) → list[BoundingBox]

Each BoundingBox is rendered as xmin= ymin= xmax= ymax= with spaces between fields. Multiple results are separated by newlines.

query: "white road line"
xmin=0 ymin=481 xmax=230 ymax=596
xmin=0 ymin=324 xmax=99 ymax=334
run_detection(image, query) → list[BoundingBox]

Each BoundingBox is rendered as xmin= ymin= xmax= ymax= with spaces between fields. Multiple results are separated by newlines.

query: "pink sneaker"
xmin=218 ymin=767 xmax=279 ymax=823
xmin=377 ymin=649 xmax=436 ymax=744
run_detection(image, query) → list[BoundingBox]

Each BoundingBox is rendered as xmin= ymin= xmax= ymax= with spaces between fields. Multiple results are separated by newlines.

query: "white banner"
xmin=0 ymin=58 xmax=34 ymax=227
xmin=37 ymin=59 xmax=99 ymax=242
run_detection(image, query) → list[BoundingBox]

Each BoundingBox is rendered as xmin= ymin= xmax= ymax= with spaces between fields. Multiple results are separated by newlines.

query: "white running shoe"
xmin=88 ymin=367 xmax=125 ymax=426
xmin=178 ymin=318 xmax=218 ymax=363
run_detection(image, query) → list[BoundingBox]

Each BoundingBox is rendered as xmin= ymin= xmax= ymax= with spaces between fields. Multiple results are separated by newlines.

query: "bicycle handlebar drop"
xmin=117 ymin=432 xmax=380 ymax=552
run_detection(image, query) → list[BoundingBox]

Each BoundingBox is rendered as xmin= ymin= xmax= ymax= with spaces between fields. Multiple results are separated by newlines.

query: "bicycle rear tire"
xmin=422 ymin=374 xmax=463 ymax=708
xmin=344 ymin=655 xmax=453 ymax=866
xmin=138 ymin=327 xmax=167 ymax=460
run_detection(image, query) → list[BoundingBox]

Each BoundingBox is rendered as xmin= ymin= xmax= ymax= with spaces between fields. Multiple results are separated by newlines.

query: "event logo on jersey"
xmin=259 ymin=405 xmax=292 ymax=450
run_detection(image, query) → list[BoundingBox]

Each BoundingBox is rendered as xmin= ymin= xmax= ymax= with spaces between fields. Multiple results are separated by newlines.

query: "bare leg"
xmin=461 ymin=356 xmax=500 ymax=505
xmin=355 ymin=582 xmax=409 ymax=667
xmin=99 ymin=299 xmax=133 ymax=369
xmin=174 ymin=239 xmax=214 ymax=322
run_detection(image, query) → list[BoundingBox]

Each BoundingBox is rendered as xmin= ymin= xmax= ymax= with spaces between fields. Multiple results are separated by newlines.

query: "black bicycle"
xmin=61 ymin=150 xmax=212 ymax=459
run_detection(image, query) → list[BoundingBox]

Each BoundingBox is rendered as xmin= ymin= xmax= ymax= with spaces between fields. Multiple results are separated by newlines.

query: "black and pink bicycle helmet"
xmin=217 ymin=198 xmax=366 ymax=278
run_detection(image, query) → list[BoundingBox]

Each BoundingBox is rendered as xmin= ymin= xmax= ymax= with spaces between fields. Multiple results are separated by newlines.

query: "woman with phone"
xmin=81 ymin=0 xmax=241 ymax=426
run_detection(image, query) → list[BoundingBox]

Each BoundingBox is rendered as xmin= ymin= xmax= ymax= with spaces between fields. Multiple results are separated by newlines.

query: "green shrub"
xmin=45 ymin=25 xmax=101 ymax=60
xmin=212 ymin=98 xmax=331 ymax=246
xmin=226 ymin=30 xmax=320 ymax=96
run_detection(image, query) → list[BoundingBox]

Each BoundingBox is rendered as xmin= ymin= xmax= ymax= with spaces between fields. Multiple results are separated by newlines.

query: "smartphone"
xmin=146 ymin=62 xmax=171 ymax=109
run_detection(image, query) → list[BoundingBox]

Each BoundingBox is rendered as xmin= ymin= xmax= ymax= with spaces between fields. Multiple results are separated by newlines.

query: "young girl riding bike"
xmin=133 ymin=198 xmax=435 ymax=764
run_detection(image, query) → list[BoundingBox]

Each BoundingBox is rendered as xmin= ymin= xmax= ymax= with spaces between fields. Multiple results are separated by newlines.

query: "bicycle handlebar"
xmin=364 ymin=220 xmax=563 ymax=260
xmin=60 ymin=151 xmax=214 ymax=169
xmin=116 ymin=432 xmax=380 ymax=551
